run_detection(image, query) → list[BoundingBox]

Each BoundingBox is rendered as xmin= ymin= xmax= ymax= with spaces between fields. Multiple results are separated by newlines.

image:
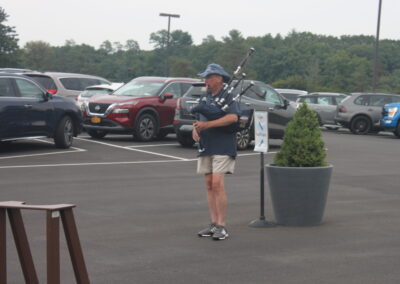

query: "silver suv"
xmin=335 ymin=92 xmax=400 ymax=134
xmin=296 ymin=92 xmax=348 ymax=129
xmin=23 ymin=72 xmax=110 ymax=99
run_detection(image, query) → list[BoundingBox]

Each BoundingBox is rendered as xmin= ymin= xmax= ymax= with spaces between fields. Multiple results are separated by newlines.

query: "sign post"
xmin=249 ymin=111 xmax=276 ymax=228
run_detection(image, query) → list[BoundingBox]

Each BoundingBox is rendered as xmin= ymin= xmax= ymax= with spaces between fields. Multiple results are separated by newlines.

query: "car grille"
xmin=89 ymin=103 xmax=111 ymax=114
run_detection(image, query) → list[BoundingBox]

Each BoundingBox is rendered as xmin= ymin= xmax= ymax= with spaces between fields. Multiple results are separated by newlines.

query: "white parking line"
xmin=0 ymin=159 xmax=197 ymax=169
xmin=76 ymin=138 xmax=189 ymax=161
xmin=0 ymin=138 xmax=86 ymax=160
xmin=0 ymin=147 xmax=86 ymax=160
xmin=126 ymin=143 xmax=178 ymax=148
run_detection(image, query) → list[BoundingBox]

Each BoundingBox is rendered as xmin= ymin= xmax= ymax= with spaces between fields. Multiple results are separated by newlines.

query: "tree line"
xmin=1 ymin=7 xmax=400 ymax=93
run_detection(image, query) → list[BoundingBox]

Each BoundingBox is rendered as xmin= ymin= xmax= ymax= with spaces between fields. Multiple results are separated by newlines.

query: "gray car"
xmin=23 ymin=72 xmax=110 ymax=99
xmin=335 ymin=92 xmax=400 ymax=134
xmin=296 ymin=92 xmax=349 ymax=129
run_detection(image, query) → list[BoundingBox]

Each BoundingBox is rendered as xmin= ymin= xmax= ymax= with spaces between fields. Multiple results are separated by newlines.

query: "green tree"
xmin=0 ymin=7 xmax=19 ymax=66
xmin=274 ymin=103 xmax=327 ymax=167
xmin=22 ymin=41 xmax=54 ymax=71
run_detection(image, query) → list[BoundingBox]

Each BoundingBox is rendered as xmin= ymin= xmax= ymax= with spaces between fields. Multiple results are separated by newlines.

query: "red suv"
xmin=83 ymin=77 xmax=199 ymax=141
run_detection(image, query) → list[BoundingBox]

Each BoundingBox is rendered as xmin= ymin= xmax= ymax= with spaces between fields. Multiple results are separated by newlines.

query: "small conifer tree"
xmin=274 ymin=103 xmax=328 ymax=167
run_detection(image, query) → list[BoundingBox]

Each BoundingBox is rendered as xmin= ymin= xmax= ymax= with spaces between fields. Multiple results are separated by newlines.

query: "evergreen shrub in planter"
xmin=266 ymin=103 xmax=333 ymax=226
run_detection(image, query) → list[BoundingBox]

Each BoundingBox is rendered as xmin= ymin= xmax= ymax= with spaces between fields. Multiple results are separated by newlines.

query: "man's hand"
xmin=192 ymin=127 xmax=200 ymax=142
xmin=194 ymin=120 xmax=210 ymax=133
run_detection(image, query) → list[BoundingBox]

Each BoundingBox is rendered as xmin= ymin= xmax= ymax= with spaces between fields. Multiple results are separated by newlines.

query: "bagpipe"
xmin=191 ymin=48 xmax=256 ymax=133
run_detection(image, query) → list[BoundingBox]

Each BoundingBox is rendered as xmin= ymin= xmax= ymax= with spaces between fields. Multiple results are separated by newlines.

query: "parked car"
xmin=173 ymin=81 xmax=295 ymax=149
xmin=76 ymin=83 xmax=124 ymax=110
xmin=380 ymin=102 xmax=400 ymax=137
xmin=275 ymin=88 xmax=308 ymax=102
xmin=335 ymin=92 xmax=400 ymax=134
xmin=296 ymin=92 xmax=349 ymax=129
xmin=0 ymin=73 xmax=82 ymax=148
xmin=23 ymin=72 xmax=110 ymax=99
xmin=83 ymin=76 xmax=199 ymax=141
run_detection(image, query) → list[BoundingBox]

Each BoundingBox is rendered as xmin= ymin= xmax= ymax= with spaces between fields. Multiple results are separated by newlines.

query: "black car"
xmin=0 ymin=73 xmax=82 ymax=148
xmin=173 ymin=81 xmax=295 ymax=150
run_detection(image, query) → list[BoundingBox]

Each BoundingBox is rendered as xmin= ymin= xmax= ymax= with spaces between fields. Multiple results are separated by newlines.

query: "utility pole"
xmin=373 ymin=0 xmax=383 ymax=91
xmin=159 ymin=13 xmax=180 ymax=76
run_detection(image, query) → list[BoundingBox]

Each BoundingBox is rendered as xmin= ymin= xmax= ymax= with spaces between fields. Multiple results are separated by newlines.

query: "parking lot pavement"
xmin=1 ymin=131 xmax=400 ymax=283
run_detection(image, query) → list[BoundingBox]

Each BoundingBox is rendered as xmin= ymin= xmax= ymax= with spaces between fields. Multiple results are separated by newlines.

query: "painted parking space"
xmin=0 ymin=133 xmax=270 ymax=170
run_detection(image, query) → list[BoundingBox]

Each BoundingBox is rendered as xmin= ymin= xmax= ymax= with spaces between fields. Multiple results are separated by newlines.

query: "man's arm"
xmin=193 ymin=113 xmax=238 ymax=132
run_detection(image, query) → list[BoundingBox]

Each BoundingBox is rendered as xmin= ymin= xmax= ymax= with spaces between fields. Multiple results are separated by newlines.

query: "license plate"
xmin=91 ymin=117 xmax=101 ymax=123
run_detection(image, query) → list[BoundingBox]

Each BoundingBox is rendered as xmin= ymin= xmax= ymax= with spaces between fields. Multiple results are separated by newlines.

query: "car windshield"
xmin=80 ymin=88 xmax=112 ymax=98
xmin=113 ymin=80 xmax=164 ymax=97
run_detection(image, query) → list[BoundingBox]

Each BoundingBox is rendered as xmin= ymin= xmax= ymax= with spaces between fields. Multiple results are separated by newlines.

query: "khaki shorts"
xmin=197 ymin=155 xmax=236 ymax=174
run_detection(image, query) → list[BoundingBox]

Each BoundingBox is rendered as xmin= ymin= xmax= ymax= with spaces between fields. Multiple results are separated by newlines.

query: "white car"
xmin=76 ymin=83 xmax=123 ymax=109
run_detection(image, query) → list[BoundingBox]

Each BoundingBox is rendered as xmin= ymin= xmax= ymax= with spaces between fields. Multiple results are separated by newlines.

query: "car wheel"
xmin=394 ymin=122 xmax=400 ymax=138
xmin=87 ymin=129 xmax=107 ymax=139
xmin=177 ymin=132 xmax=195 ymax=147
xmin=236 ymin=128 xmax=251 ymax=150
xmin=350 ymin=116 xmax=371 ymax=135
xmin=54 ymin=116 xmax=74 ymax=149
xmin=135 ymin=114 xmax=157 ymax=142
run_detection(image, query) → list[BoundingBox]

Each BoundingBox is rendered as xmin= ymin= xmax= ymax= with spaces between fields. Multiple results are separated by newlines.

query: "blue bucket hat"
xmin=198 ymin=63 xmax=231 ymax=82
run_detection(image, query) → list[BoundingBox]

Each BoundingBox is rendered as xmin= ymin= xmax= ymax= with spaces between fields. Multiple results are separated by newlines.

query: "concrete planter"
xmin=266 ymin=164 xmax=333 ymax=226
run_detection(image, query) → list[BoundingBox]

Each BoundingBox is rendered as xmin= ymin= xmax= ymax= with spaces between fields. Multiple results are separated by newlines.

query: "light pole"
xmin=159 ymin=13 xmax=180 ymax=76
xmin=373 ymin=0 xmax=383 ymax=91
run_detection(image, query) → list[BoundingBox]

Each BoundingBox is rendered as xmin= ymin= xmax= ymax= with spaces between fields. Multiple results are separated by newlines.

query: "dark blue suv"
xmin=0 ymin=73 xmax=82 ymax=148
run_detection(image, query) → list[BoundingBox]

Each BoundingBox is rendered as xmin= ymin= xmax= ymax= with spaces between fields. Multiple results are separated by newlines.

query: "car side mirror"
xmin=43 ymin=92 xmax=52 ymax=101
xmin=280 ymin=99 xmax=289 ymax=110
xmin=161 ymin=93 xmax=174 ymax=101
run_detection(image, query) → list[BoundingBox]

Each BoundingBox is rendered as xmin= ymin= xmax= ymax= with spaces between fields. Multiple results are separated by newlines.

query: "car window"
xmin=162 ymin=82 xmax=182 ymax=98
xmin=370 ymin=95 xmax=392 ymax=107
xmin=15 ymin=79 xmax=44 ymax=99
xmin=280 ymin=93 xmax=299 ymax=101
xmin=25 ymin=75 xmax=57 ymax=91
xmin=244 ymin=84 xmax=265 ymax=100
xmin=60 ymin=78 xmax=106 ymax=91
xmin=184 ymin=85 xmax=207 ymax=98
xmin=181 ymin=83 xmax=193 ymax=96
xmin=335 ymin=96 xmax=347 ymax=104
xmin=354 ymin=95 xmax=369 ymax=106
xmin=0 ymin=78 xmax=15 ymax=97
xmin=263 ymin=86 xmax=281 ymax=104
xmin=299 ymin=97 xmax=315 ymax=104
xmin=317 ymin=96 xmax=332 ymax=105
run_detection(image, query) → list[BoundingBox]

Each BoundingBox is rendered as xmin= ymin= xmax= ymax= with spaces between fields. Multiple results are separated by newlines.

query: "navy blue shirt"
xmin=198 ymin=89 xmax=240 ymax=157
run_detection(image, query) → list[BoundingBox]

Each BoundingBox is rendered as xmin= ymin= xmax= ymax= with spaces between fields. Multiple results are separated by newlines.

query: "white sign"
xmin=254 ymin=111 xmax=269 ymax=153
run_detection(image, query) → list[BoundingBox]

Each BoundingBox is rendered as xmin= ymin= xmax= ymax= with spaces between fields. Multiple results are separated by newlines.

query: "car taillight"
xmin=47 ymin=89 xmax=57 ymax=94
xmin=338 ymin=106 xmax=347 ymax=113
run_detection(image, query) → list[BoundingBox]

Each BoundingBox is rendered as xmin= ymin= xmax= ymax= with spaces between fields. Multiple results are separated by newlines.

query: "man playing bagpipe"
xmin=192 ymin=63 xmax=240 ymax=241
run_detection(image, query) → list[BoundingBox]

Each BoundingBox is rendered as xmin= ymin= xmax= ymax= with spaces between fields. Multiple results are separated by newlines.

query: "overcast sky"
xmin=2 ymin=0 xmax=399 ymax=50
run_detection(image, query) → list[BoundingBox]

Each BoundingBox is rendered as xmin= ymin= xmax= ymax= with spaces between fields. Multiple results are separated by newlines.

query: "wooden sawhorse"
xmin=0 ymin=201 xmax=90 ymax=284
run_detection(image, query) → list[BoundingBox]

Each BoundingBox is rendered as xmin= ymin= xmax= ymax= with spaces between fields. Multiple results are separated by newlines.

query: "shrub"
xmin=274 ymin=103 xmax=328 ymax=167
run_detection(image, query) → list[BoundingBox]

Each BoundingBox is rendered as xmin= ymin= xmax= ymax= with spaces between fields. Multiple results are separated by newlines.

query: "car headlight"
xmin=388 ymin=107 xmax=398 ymax=118
xmin=112 ymin=108 xmax=130 ymax=114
